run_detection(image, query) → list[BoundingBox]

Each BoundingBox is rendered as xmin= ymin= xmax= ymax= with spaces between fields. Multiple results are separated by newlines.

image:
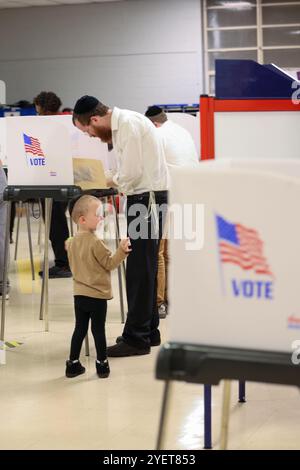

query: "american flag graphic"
xmin=23 ymin=133 xmax=45 ymax=157
xmin=216 ymin=215 xmax=273 ymax=276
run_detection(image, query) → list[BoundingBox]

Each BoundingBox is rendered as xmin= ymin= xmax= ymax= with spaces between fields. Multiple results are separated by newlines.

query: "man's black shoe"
xmin=150 ymin=335 xmax=161 ymax=347
xmin=107 ymin=341 xmax=150 ymax=357
xmin=39 ymin=265 xmax=72 ymax=279
xmin=116 ymin=335 xmax=161 ymax=347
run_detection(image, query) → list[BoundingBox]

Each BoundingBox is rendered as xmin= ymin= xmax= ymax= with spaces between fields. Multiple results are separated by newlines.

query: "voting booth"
xmin=0 ymin=118 xmax=5 ymax=166
xmin=192 ymin=60 xmax=299 ymax=447
xmin=1 ymin=115 xmax=125 ymax=362
xmin=6 ymin=116 xmax=74 ymax=186
xmin=1 ymin=116 xmax=80 ymax=357
xmin=156 ymin=163 xmax=300 ymax=449
xmin=200 ymin=60 xmax=300 ymax=161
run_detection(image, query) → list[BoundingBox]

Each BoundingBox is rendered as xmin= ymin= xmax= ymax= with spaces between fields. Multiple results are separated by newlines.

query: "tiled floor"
xmin=1 ymin=217 xmax=300 ymax=450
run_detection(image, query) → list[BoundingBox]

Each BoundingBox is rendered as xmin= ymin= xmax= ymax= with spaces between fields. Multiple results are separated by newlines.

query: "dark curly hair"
xmin=33 ymin=91 xmax=62 ymax=115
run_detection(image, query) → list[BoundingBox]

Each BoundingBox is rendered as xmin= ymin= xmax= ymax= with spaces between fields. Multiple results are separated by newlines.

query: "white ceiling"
xmin=0 ymin=0 xmax=122 ymax=9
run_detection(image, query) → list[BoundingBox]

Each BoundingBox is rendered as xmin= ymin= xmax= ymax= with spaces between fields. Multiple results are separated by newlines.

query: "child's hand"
xmin=64 ymin=237 xmax=73 ymax=251
xmin=120 ymin=238 xmax=131 ymax=254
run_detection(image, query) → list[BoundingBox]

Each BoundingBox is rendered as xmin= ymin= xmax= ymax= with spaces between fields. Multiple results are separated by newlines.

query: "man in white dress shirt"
xmin=73 ymin=96 xmax=169 ymax=357
xmin=145 ymin=106 xmax=199 ymax=319
xmin=145 ymin=106 xmax=199 ymax=168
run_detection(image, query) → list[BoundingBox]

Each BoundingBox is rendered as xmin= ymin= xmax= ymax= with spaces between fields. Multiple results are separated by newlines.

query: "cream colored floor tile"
xmin=1 ymin=221 xmax=300 ymax=449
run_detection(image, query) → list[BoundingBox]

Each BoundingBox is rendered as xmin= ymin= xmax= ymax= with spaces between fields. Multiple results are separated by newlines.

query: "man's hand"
xmin=106 ymin=177 xmax=118 ymax=188
xmin=120 ymin=238 xmax=132 ymax=254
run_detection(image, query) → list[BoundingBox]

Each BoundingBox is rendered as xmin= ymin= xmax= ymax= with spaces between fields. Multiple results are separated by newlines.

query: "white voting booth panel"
xmin=169 ymin=165 xmax=300 ymax=354
xmin=0 ymin=118 xmax=6 ymax=165
xmin=166 ymin=112 xmax=200 ymax=156
xmin=51 ymin=115 xmax=116 ymax=172
xmin=214 ymin=112 xmax=300 ymax=160
xmin=6 ymin=116 xmax=73 ymax=186
xmin=5 ymin=114 xmax=117 ymax=175
xmin=0 ymin=79 xmax=6 ymax=165
xmin=201 ymin=158 xmax=300 ymax=179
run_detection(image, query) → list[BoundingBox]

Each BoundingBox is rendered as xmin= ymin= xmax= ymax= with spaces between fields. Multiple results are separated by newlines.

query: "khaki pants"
xmin=157 ymin=238 xmax=168 ymax=306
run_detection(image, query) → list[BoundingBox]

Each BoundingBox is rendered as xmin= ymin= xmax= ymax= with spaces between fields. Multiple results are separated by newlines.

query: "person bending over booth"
xmin=145 ymin=105 xmax=199 ymax=319
xmin=73 ymin=96 xmax=169 ymax=357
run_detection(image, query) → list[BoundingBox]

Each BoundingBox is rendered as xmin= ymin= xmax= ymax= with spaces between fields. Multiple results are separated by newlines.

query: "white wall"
xmin=0 ymin=0 xmax=203 ymax=112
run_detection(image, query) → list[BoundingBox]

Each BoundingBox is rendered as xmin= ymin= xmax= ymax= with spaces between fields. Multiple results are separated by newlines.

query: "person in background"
xmin=13 ymin=100 xmax=34 ymax=109
xmin=65 ymin=195 xmax=131 ymax=378
xmin=145 ymin=105 xmax=199 ymax=168
xmin=73 ymin=95 xmax=169 ymax=357
xmin=33 ymin=91 xmax=72 ymax=278
xmin=34 ymin=91 xmax=62 ymax=116
xmin=145 ymin=105 xmax=199 ymax=318
xmin=62 ymin=107 xmax=73 ymax=114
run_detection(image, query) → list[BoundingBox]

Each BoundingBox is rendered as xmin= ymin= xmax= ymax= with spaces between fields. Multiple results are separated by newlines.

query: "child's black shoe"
xmin=65 ymin=360 xmax=85 ymax=378
xmin=96 ymin=359 xmax=110 ymax=378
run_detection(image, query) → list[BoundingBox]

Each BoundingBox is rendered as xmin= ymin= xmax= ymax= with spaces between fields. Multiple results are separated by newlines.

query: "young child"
xmin=65 ymin=195 xmax=131 ymax=378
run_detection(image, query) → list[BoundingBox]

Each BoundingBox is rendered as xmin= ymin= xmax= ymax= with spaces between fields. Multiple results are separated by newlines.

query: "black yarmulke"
xmin=73 ymin=95 xmax=99 ymax=114
xmin=145 ymin=105 xmax=163 ymax=117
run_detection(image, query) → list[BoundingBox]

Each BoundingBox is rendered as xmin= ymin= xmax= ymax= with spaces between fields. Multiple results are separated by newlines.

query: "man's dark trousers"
xmin=122 ymin=191 xmax=168 ymax=350
xmin=41 ymin=200 xmax=70 ymax=268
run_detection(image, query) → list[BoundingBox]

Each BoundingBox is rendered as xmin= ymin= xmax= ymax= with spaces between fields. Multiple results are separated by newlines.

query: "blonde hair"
xmin=71 ymin=195 xmax=100 ymax=224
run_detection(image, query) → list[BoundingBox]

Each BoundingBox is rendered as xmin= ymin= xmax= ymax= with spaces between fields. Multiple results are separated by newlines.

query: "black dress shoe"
xmin=150 ymin=335 xmax=161 ymax=347
xmin=107 ymin=341 xmax=150 ymax=357
xmin=39 ymin=266 xmax=72 ymax=279
xmin=116 ymin=335 xmax=161 ymax=347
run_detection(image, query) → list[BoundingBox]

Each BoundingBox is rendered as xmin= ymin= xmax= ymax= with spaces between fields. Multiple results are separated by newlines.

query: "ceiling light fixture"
xmin=220 ymin=1 xmax=254 ymax=10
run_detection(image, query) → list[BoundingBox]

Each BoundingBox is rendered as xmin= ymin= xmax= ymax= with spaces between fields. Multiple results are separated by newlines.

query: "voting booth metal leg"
xmin=25 ymin=203 xmax=35 ymax=281
xmin=116 ymin=252 xmax=125 ymax=323
xmin=37 ymin=200 xmax=43 ymax=251
xmin=39 ymin=270 xmax=45 ymax=321
xmin=238 ymin=381 xmax=246 ymax=403
xmin=204 ymin=385 xmax=212 ymax=449
xmin=85 ymin=334 xmax=90 ymax=356
xmin=156 ymin=380 xmax=172 ymax=450
xmin=203 ymin=381 xmax=245 ymax=449
xmin=14 ymin=201 xmax=22 ymax=260
xmin=112 ymin=196 xmax=126 ymax=324
xmin=112 ymin=196 xmax=126 ymax=280
xmin=13 ymin=202 xmax=35 ymax=280
xmin=39 ymin=198 xmax=52 ymax=331
xmin=220 ymin=380 xmax=232 ymax=450
xmin=1 ymin=201 xmax=11 ymax=347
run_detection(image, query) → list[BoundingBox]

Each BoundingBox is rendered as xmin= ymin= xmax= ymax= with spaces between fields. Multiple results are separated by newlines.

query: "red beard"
xmin=94 ymin=126 xmax=112 ymax=143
